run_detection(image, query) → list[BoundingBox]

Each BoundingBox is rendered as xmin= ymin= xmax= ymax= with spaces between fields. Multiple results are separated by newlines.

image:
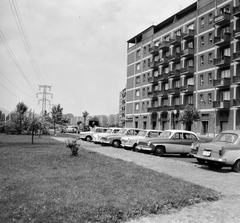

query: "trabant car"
xmin=101 ymin=128 xmax=142 ymax=148
xmin=121 ymin=129 xmax=162 ymax=150
xmin=192 ymin=130 xmax=240 ymax=172
xmin=79 ymin=127 xmax=108 ymax=142
xmin=92 ymin=127 xmax=122 ymax=144
xmin=135 ymin=130 xmax=204 ymax=156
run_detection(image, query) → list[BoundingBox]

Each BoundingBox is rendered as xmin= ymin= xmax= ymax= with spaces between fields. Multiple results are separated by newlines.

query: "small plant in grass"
xmin=65 ymin=138 xmax=80 ymax=156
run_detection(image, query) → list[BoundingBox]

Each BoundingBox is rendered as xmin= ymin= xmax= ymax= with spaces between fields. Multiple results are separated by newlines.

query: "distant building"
xmin=119 ymin=88 xmax=126 ymax=127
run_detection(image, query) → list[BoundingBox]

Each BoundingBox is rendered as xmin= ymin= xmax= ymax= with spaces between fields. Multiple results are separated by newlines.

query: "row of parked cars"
xmin=77 ymin=127 xmax=240 ymax=173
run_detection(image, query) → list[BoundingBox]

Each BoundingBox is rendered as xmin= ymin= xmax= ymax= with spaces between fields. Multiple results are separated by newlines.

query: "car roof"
xmin=220 ymin=130 xmax=240 ymax=134
xmin=163 ymin=129 xmax=197 ymax=134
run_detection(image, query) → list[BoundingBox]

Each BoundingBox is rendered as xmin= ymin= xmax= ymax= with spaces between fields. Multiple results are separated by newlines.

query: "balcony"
xmin=168 ymin=69 xmax=180 ymax=78
xmin=214 ymin=33 xmax=231 ymax=47
xmin=159 ymin=57 xmax=169 ymax=66
xmin=232 ymin=75 xmax=240 ymax=84
xmin=147 ymin=107 xmax=158 ymax=113
xmin=180 ymin=85 xmax=194 ymax=93
xmin=181 ymin=29 xmax=195 ymax=40
xmin=180 ymin=103 xmax=194 ymax=110
xmin=158 ymin=90 xmax=168 ymax=97
xmin=213 ymin=77 xmax=231 ymax=88
xmin=233 ymin=5 xmax=240 ymax=17
xmin=158 ymin=73 xmax=169 ymax=81
xmin=148 ymin=76 xmax=159 ymax=84
xmin=213 ymin=100 xmax=230 ymax=109
xmin=149 ymin=61 xmax=160 ymax=70
xmin=233 ymin=98 xmax=240 ymax=107
xmin=180 ymin=66 xmax=194 ymax=76
xmin=149 ymin=46 xmax=159 ymax=55
xmin=181 ymin=48 xmax=194 ymax=58
xmin=214 ymin=13 xmax=231 ymax=26
xmin=233 ymin=29 xmax=240 ymax=39
xmin=233 ymin=51 xmax=240 ymax=62
xmin=213 ymin=56 xmax=231 ymax=68
xmin=169 ymin=52 xmax=180 ymax=62
xmin=169 ymin=35 xmax=181 ymax=46
xmin=159 ymin=41 xmax=170 ymax=51
xmin=168 ymin=87 xmax=180 ymax=95
xmin=157 ymin=105 xmax=169 ymax=112
xmin=148 ymin=91 xmax=158 ymax=99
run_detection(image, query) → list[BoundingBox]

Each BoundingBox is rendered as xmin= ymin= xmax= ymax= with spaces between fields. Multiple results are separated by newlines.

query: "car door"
xmin=182 ymin=133 xmax=197 ymax=153
xmin=167 ymin=132 xmax=184 ymax=153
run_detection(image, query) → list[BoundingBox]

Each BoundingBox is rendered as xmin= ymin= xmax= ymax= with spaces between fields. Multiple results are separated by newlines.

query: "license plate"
xmin=203 ymin=151 xmax=211 ymax=157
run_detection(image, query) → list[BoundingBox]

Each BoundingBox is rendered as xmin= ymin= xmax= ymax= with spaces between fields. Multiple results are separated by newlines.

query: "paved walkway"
xmin=53 ymin=137 xmax=240 ymax=223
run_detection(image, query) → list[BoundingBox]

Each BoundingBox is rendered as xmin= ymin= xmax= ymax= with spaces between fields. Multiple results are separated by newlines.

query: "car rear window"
xmin=214 ymin=133 xmax=238 ymax=143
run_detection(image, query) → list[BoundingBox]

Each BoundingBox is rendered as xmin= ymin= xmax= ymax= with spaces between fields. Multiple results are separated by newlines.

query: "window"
xmin=164 ymin=35 xmax=170 ymax=41
xmin=147 ymin=101 xmax=149 ymax=107
xmin=175 ymin=29 xmax=181 ymax=36
xmin=135 ymin=103 xmax=139 ymax=111
xmin=201 ymin=17 xmax=204 ymax=27
xmin=143 ymin=60 xmax=146 ymax=67
xmin=136 ymin=50 xmax=140 ymax=58
xmin=208 ymin=73 xmax=212 ymax=84
xmin=164 ymin=83 xmax=169 ymax=90
xmin=142 ymin=88 xmax=145 ymax=96
xmin=154 ymin=40 xmax=159 ymax=46
xmin=200 ymin=55 xmax=204 ymax=65
xmin=136 ymin=63 xmax=140 ymax=71
xmin=220 ymin=91 xmax=230 ymax=100
xmin=135 ymin=89 xmax=140 ymax=97
xmin=187 ymin=23 xmax=194 ymax=30
xmin=209 ymin=32 xmax=213 ymax=44
xmin=200 ymin=94 xmax=204 ymax=104
xmin=147 ymin=59 xmax=151 ymax=67
xmin=136 ymin=76 xmax=140 ymax=84
xmin=187 ymin=77 xmax=194 ymax=85
xmin=208 ymin=53 xmax=213 ymax=63
xmin=220 ymin=5 xmax=230 ymax=14
xmin=200 ymin=75 xmax=204 ymax=85
xmin=200 ymin=36 xmax=204 ymax=46
xmin=143 ymin=74 xmax=146 ymax=82
xmin=142 ymin=102 xmax=145 ymax=110
xmin=208 ymin=93 xmax=212 ymax=104
xmin=148 ymin=44 xmax=151 ymax=52
xmin=143 ymin=46 xmax=147 ymax=54
xmin=187 ymin=95 xmax=193 ymax=104
xmin=175 ymin=80 xmax=180 ymax=88
xmin=220 ymin=69 xmax=230 ymax=78
xmin=209 ymin=13 xmax=213 ymax=24
xmin=187 ymin=41 xmax=194 ymax=48
xmin=188 ymin=59 xmax=194 ymax=66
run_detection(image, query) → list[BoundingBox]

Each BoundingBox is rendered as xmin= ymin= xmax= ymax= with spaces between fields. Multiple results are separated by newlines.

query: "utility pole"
xmin=37 ymin=85 xmax=53 ymax=115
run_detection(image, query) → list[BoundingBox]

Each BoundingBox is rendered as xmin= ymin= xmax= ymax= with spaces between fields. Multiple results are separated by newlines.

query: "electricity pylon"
xmin=37 ymin=85 xmax=53 ymax=115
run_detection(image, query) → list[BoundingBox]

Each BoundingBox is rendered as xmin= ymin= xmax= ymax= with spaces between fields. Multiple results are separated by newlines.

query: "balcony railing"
xmin=233 ymin=98 xmax=240 ymax=107
xmin=214 ymin=33 xmax=231 ymax=46
xmin=233 ymin=51 xmax=240 ymax=62
xmin=149 ymin=46 xmax=159 ymax=55
xmin=149 ymin=61 xmax=160 ymax=70
xmin=213 ymin=56 xmax=231 ymax=67
xmin=158 ymin=90 xmax=168 ymax=97
xmin=232 ymin=75 xmax=240 ymax=84
xmin=169 ymin=35 xmax=181 ymax=46
xmin=233 ymin=29 xmax=240 ymax=39
xmin=157 ymin=105 xmax=169 ymax=112
xmin=213 ymin=100 xmax=230 ymax=109
xmin=213 ymin=77 xmax=231 ymax=88
xmin=159 ymin=57 xmax=169 ymax=66
xmin=148 ymin=91 xmax=158 ymax=98
xmin=158 ymin=73 xmax=169 ymax=81
xmin=180 ymin=85 xmax=194 ymax=93
xmin=168 ymin=69 xmax=180 ymax=78
xmin=147 ymin=107 xmax=158 ymax=113
xmin=214 ymin=13 xmax=231 ymax=26
xmin=181 ymin=48 xmax=194 ymax=58
xmin=169 ymin=52 xmax=180 ymax=62
xmin=181 ymin=29 xmax=195 ymax=40
xmin=180 ymin=103 xmax=194 ymax=110
xmin=233 ymin=5 xmax=240 ymax=17
xmin=158 ymin=41 xmax=170 ymax=51
xmin=180 ymin=66 xmax=194 ymax=76
xmin=148 ymin=76 xmax=159 ymax=83
xmin=167 ymin=87 xmax=180 ymax=95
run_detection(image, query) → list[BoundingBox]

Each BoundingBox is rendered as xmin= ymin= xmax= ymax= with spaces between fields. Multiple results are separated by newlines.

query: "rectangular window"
xmin=187 ymin=95 xmax=193 ymax=104
xmin=208 ymin=73 xmax=212 ymax=84
xmin=201 ymin=17 xmax=204 ymax=27
xmin=136 ymin=63 xmax=140 ymax=71
xmin=188 ymin=59 xmax=194 ymax=66
xmin=200 ymin=36 xmax=204 ymax=46
xmin=200 ymin=55 xmax=204 ymax=65
xmin=208 ymin=93 xmax=212 ymax=104
xmin=187 ymin=78 xmax=194 ymax=85
xmin=164 ymin=35 xmax=170 ymax=41
xmin=143 ymin=74 xmax=146 ymax=82
xmin=143 ymin=46 xmax=147 ymax=54
xmin=209 ymin=32 xmax=213 ymax=44
xmin=135 ymin=89 xmax=140 ymax=97
xmin=188 ymin=41 xmax=194 ymax=48
xmin=154 ymin=40 xmax=159 ymax=46
xmin=136 ymin=76 xmax=140 ymax=84
xmin=136 ymin=50 xmax=140 ymax=58
xmin=175 ymin=29 xmax=181 ymax=36
xmin=209 ymin=13 xmax=213 ymax=24
xmin=208 ymin=53 xmax=212 ymax=63
xmin=220 ymin=5 xmax=230 ymax=14
xmin=175 ymin=80 xmax=180 ymax=88
xmin=142 ymin=102 xmax=145 ymax=110
xmin=142 ymin=88 xmax=145 ymax=96
xmin=200 ymin=94 xmax=204 ymax=103
xmin=143 ymin=60 xmax=146 ymax=67
xmin=135 ymin=103 xmax=139 ymax=111
xmin=200 ymin=75 xmax=204 ymax=85
xmin=220 ymin=69 xmax=230 ymax=78
xmin=187 ymin=23 xmax=194 ymax=30
xmin=220 ymin=91 xmax=230 ymax=100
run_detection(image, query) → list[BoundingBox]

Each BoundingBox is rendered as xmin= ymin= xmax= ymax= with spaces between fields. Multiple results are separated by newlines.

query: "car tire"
xmin=232 ymin=159 xmax=240 ymax=173
xmin=112 ymin=140 xmax=120 ymax=148
xmin=86 ymin=136 xmax=92 ymax=142
xmin=196 ymin=158 xmax=206 ymax=164
xmin=132 ymin=144 xmax=137 ymax=152
xmin=154 ymin=146 xmax=164 ymax=157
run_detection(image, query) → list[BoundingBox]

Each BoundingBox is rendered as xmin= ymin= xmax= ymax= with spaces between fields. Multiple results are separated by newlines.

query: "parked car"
xmin=121 ymin=129 xmax=162 ymax=150
xmin=92 ymin=127 xmax=122 ymax=144
xmin=79 ymin=127 xmax=108 ymax=142
xmin=65 ymin=126 xmax=78 ymax=133
xmin=135 ymin=130 xmax=205 ymax=156
xmin=101 ymin=128 xmax=142 ymax=148
xmin=191 ymin=130 xmax=240 ymax=172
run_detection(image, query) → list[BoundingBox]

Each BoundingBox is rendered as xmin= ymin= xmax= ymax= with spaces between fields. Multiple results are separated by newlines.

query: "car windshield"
xmin=158 ymin=131 xmax=172 ymax=139
xmin=213 ymin=133 xmax=238 ymax=143
xmin=137 ymin=130 xmax=147 ymax=137
xmin=105 ymin=129 xmax=112 ymax=133
xmin=117 ymin=129 xmax=127 ymax=134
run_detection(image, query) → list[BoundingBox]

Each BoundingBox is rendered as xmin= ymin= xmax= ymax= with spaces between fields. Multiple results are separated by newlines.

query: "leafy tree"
xmin=16 ymin=102 xmax=28 ymax=134
xmin=51 ymin=104 xmax=64 ymax=135
xmin=82 ymin=111 xmax=89 ymax=128
xmin=179 ymin=105 xmax=201 ymax=131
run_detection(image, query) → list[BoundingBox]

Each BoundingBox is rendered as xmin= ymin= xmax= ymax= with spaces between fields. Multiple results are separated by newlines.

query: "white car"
xmin=65 ymin=126 xmax=78 ymax=133
xmin=92 ymin=127 xmax=121 ymax=144
xmin=79 ymin=127 xmax=108 ymax=142
xmin=121 ymin=129 xmax=162 ymax=150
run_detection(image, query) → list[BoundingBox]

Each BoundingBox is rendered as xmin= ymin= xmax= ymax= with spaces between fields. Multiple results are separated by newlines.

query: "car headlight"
xmin=147 ymin=141 xmax=152 ymax=146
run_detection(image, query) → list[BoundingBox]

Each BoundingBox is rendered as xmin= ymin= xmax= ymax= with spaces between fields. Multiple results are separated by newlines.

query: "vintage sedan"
xmin=79 ymin=127 xmax=108 ymax=142
xmin=121 ymin=129 xmax=162 ymax=150
xmin=135 ymin=130 xmax=204 ymax=156
xmin=101 ymin=128 xmax=142 ymax=148
xmin=92 ymin=127 xmax=121 ymax=144
xmin=192 ymin=130 xmax=240 ymax=172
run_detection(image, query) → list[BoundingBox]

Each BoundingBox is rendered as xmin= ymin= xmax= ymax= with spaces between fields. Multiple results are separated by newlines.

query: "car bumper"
xmin=135 ymin=145 xmax=153 ymax=151
xmin=194 ymin=154 xmax=227 ymax=164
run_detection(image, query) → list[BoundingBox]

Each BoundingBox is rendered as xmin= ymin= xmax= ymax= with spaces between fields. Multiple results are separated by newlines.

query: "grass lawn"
xmin=0 ymin=134 xmax=220 ymax=223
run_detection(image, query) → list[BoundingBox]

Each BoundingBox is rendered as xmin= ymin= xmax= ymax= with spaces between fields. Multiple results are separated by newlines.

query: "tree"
xmin=16 ymin=102 xmax=28 ymax=134
xmin=51 ymin=104 xmax=64 ymax=135
xmin=179 ymin=105 xmax=201 ymax=131
xmin=82 ymin=111 xmax=89 ymax=129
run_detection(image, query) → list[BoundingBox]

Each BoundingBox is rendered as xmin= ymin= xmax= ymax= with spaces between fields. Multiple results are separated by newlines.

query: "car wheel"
xmin=113 ymin=140 xmax=120 ymax=148
xmin=197 ymin=158 xmax=206 ymax=164
xmin=232 ymin=159 xmax=240 ymax=173
xmin=154 ymin=146 xmax=164 ymax=157
xmin=86 ymin=136 xmax=92 ymax=142
xmin=132 ymin=144 xmax=137 ymax=152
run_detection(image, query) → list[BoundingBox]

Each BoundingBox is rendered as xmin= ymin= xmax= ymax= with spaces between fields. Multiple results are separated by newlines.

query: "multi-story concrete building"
xmin=125 ymin=0 xmax=240 ymax=136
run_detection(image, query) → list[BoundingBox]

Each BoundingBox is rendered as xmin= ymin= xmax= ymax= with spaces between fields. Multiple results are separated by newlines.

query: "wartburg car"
xmin=92 ymin=127 xmax=121 ymax=144
xmin=101 ymin=128 xmax=141 ymax=148
xmin=121 ymin=129 xmax=162 ymax=150
xmin=135 ymin=130 xmax=204 ymax=156
xmin=192 ymin=130 xmax=240 ymax=172
xmin=79 ymin=127 xmax=108 ymax=142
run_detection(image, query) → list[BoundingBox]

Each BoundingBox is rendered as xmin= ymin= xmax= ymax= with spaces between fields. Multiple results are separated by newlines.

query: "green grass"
xmin=0 ymin=134 xmax=220 ymax=223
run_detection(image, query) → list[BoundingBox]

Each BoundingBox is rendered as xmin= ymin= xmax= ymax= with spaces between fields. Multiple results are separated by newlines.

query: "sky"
xmin=0 ymin=0 xmax=196 ymax=117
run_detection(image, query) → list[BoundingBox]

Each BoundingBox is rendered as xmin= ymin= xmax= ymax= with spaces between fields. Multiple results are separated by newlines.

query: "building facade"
xmin=125 ymin=0 xmax=240 ymax=136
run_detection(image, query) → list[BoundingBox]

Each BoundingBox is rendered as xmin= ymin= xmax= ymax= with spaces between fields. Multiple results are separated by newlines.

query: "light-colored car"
xmin=92 ymin=127 xmax=122 ymax=144
xmin=121 ymin=129 xmax=162 ymax=150
xmin=136 ymin=130 xmax=205 ymax=156
xmin=65 ymin=125 xmax=78 ymax=133
xmin=79 ymin=127 xmax=108 ymax=142
xmin=192 ymin=130 xmax=240 ymax=172
xmin=100 ymin=128 xmax=142 ymax=148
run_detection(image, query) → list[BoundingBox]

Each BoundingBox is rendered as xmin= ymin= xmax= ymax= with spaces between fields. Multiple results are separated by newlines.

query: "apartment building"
xmin=125 ymin=0 xmax=240 ymax=136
